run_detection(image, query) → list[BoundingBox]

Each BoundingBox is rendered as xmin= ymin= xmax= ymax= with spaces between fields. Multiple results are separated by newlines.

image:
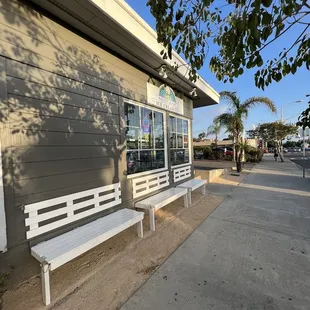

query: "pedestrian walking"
xmin=274 ymin=149 xmax=279 ymax=161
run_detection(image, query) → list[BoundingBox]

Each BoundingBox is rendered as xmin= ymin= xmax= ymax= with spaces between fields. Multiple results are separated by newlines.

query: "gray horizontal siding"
xmin=8 ymin=95 xmax=119 ymax=117
xmin=14 ymin=165 xmax=120 ymax=199
xmin=7 ymin=78 xmax=119 ymax=108
xmin=12 ymin=146 xmax=120 ymax=163
xmin=10 ymin=115 xmax=120 ymax=136
xmin=9 ymin=108 xmax=120 ymax=128
xmin=14 ymin=177 xmax=124 ymax=207
xmin=10 ymin=131 xmax=120 ymax=147
xmin=14 ymin=157 xmax=117 ymax=180
xmin=0 ymin=0 xmax=148 ymax=101
xmin=6 ymin=60 xmax=121 ymax=100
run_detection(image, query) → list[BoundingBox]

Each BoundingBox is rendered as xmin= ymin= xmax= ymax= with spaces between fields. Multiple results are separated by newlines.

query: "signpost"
xmin=303 ymin=128 xmax=306 ymax=178
xmin=298 ymin=127 xmax=309 ymax=178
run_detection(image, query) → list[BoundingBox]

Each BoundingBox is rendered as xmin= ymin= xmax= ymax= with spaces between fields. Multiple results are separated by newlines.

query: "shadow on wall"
xmin=0 ymin=0 xmax=146 ymax=248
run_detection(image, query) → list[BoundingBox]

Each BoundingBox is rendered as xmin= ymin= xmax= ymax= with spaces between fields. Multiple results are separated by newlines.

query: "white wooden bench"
xmin=23 ymin=183 xmax=144 ymax=305
xmin=132 ymin=170 xmax=169 ymax=198
xmin=31 ymin=209 xmax=143 ymax=305
xmin=135 ymin=187 xmax=188 ymax=231
xmin=176 ymin=178 xmax=207 ymax=206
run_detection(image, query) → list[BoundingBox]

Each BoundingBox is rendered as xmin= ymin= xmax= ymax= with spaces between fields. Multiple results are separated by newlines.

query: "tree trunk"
xmin=235 ymin=134 xmax=242 ymax=172
xmin=236 ymin=160 xmax=242 ymax=173
xmin=277 ymin=145 xmax=284 ymax=162
xmin=275 ymin=141 xmax=284 ymax=162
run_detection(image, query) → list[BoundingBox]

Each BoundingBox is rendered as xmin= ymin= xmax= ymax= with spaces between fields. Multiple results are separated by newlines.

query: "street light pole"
xmin=303 ymin=128 xmax=305 ymax=178
xmin=281 ymin=105 xmax=284 ymax=123
xmin=280 ymin=100 xmax=303 ymax=123
xmin=280 ymin=99 xmax=303 ymax=156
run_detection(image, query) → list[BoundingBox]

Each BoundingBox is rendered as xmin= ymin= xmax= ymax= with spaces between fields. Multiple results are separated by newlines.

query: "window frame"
xmin=169 ymin=113 xmax=192 ymax=168
xmin=125 ymin=99 xmax=168 ymax=179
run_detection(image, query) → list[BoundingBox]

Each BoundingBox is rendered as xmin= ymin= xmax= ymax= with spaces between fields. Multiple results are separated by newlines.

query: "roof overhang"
xmin=30 ymin=0 xmax=220 ymax=108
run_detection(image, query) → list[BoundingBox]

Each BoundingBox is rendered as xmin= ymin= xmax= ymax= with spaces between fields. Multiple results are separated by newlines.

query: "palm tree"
xmin=206 ymin=121 xmax=221 ymax=147
xmin=215 ymin=91 xmax=276 ymax=172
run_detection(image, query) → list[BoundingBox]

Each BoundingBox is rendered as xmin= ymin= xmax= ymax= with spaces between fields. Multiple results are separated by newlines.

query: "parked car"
xmin=225 ymin=147 xmax=234 ymax=156
xmin=194 ymin=150 xmax=203 ymax=159
xmin=212 ymin=147 xmax=233 ymax=156
xmin=283 ymin=148 xmax=288 ymax=153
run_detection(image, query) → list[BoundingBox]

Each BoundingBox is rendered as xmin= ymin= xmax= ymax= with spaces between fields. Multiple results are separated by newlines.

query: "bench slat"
xmin=33 ymin=210 xmax=133 ymax=258
xmin=132 ymin=171 xmax=169 ymax=198
xmin=27 ymin=198 xmax=121 ymax=239
xmin=25 ymin=183 xmax=121 ymax=239
xmin=173 ymin=165 xmax=191 ymax=182
xmin=24 ymin=184 xmax=117 ymax=213
xmin=177 ymin=179 xmax=206 ymax=191
xmin=31 ymin=209 xmax=144 ymax=270
xmin=25 ymin=191 xmax=119 ymax=226
xmin=135 ymin=187 xmax=187 ymax=210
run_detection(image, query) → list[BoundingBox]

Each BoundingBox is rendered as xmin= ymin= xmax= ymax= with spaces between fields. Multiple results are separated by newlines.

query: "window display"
xmin=170 ymin=116 xmax=190 ymax=166
xmin=125 ymin=103 xmax=165 ymax=175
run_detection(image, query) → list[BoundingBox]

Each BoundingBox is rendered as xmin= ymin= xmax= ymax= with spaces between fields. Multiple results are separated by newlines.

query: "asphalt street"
xmin=285 ymin=152 xmax=310 ymax=169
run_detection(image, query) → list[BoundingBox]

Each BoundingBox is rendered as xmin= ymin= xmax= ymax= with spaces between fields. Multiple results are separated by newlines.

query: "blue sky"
xmin=126 ymin=0 xmax=309 ymax=138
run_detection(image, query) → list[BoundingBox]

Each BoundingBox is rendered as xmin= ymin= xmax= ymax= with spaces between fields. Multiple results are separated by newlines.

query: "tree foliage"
xmin=296 ymin=98 xmax=310 ymax=129
xmin=247 ymin=122 xmax=297 ymax=142
xmin=215 ymin=91 xmax=275 ymax=171
xmin=206 ymin=120 xmax=221 ymax=146
xmin=198 ymin=132 xmax=206 ymax=139
xmin=147 ymin=0 xmax=310 ymax=88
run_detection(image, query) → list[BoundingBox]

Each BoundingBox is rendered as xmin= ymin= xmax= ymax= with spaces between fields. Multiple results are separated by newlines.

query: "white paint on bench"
xmin=135 ymin=187 xmax=188 ymax=231
xmin=176 ymin=178 xmax=207 ymax=206
xmin=0 ymin=143 xmax=7 ymax=253
xmin=24 ymin=183 xmax=121 ymax=239
xmin=173 ymin=165 xmax=191 ymax=182
xmin=132 ymin=171 xmax=169 ymax=199
xmin=31 ymin=208 xmax=144 ymax=305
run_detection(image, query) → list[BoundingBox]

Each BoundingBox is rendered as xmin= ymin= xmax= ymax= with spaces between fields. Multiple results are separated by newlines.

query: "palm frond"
xmin=215 ymin=112 xmax=244 ymax=137
xmin=214 ymin=113 xmax=233 ymax=126
xmin=220 ymin=91 xmax=240 ymax=108
xmin=241 ymin=97 xmax=276 ymax=113
xmin=206 ymin=124 xmax=216 ymax=136
xmin=206 ymin=122 xmax=221 ymax=137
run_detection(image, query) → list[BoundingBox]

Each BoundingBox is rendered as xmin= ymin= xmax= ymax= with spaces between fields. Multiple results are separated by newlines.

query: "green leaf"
xmin=275 ymin=23 xmax=285 ymax=37
xmin=262 ymin=0 xmax=272 ymax=8
xmin=176 ymin=10 xmax=184 ymax=21
xmin=262 ymin=12 xmax=272 ymax=25
xmin=257 ymin=56 xmax=263 ymax=67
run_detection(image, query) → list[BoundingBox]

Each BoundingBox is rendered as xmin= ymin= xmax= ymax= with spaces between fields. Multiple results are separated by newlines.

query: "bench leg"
xmin=202 ymin=183 xmax=206 ymax=195
xmin=137 ymin=220 xmax=143 ymax=238
xmin=41 ymin=262 xmax=51 ymax=306
xmin=187 ymin=190 xmax=192 ymax=206
xmin=149 ymin=207 xmax=156 ymax=231
xmin=184 ymin=193 xmax=189 ymax=208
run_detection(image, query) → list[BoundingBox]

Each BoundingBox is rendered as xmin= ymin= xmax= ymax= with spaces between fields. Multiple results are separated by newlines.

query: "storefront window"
xmin=170 ymin=116 xmax=190 ymax=166
xmin=125 ymin=103 xmax=165 ymax=175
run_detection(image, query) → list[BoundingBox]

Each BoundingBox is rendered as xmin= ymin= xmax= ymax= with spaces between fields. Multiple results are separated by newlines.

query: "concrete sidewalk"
xmin=122 ymin=157 xmax=310 ymax=310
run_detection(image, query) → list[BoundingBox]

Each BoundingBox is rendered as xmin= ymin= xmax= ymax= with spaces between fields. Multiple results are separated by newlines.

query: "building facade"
xmin=0 ymin=0 xmax=219 ymax=275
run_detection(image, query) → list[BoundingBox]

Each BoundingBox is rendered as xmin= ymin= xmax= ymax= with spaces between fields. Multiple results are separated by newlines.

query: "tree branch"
xmin=244 ymin=12 xmax=309 ymax=61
